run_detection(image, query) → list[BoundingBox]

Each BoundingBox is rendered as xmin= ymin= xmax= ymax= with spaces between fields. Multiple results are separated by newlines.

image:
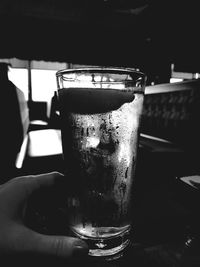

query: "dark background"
xmin=0 ymin=0 xmax=200 ymax=81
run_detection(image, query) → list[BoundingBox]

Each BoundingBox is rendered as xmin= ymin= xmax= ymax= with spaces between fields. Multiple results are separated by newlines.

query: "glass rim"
xmin=56 ymin=67 xmax=146 ymax=79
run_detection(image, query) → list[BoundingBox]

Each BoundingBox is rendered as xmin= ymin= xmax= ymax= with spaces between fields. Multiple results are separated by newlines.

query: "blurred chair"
xmin=28 ymin=100 xmax=49 ymax=131
xmin=141 ymin=79 xmax=200 ymax=153
xmin=20 ymin=128 xmax=63 ymax=175
xmin=0 ymin=62 xmax=63 ymax=181
xmin=14 ymin=91 xmax=63 ymax=175
xmin=0 ymin=62 xmax=29 ymax=182
xmin=48 ymin=91 xmax=60 ymax=129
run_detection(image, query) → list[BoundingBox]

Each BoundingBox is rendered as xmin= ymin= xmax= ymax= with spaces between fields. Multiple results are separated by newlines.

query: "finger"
xmin=24 ymin=171 xmax=65 ymax=195
xmin=0 ymin=172 xmax=65 ymax=214
xmin=5 ymin=171 xmax=64 ymax=196
xmin=17 ymin=227 xmax=88 ymax=259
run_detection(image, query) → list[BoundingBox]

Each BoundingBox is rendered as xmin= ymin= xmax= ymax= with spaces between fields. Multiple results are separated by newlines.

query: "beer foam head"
xmin=58 ymin=87 xmax=135 ymax=114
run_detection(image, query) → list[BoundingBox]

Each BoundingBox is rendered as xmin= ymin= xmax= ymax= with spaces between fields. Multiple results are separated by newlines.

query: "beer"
xmin=58 ymin=87 xmax=144 ymax=256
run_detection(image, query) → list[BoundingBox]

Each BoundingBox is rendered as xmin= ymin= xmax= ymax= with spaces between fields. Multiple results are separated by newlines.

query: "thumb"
xmin=18 ymin=228 xmax=89 ymax=259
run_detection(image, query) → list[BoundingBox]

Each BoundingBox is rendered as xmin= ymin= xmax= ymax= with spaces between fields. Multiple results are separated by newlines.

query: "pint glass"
xmin=56 ymin=67 xmax=146 ymax=258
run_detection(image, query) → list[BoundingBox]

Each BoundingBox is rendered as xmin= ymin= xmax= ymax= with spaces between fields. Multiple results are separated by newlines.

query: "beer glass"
xmin=56 ymin=67 xmax=146 ymax=259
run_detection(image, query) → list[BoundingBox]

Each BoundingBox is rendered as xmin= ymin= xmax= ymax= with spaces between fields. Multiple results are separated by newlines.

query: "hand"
xmin=0 ymin=172 xmax=88 ymax=264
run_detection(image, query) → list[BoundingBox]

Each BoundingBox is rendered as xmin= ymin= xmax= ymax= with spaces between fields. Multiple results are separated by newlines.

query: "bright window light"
xmin=31 ymin=69 xmax=57 ymax=102
xmin=8 ymin=68 xmax=29 ymax=100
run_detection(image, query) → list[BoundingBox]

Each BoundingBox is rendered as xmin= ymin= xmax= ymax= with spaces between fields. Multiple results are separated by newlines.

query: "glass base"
xmin=89 ymin=239 xmax=130 ymax=260
xmin=73 ymin=228 xmax=130 ymax=260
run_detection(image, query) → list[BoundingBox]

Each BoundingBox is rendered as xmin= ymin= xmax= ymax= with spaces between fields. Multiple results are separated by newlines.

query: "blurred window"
xmin=8 ymin=68 xmax=29 ymax=100
xmin=31 ymin=69 xmax=57 ymax=102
